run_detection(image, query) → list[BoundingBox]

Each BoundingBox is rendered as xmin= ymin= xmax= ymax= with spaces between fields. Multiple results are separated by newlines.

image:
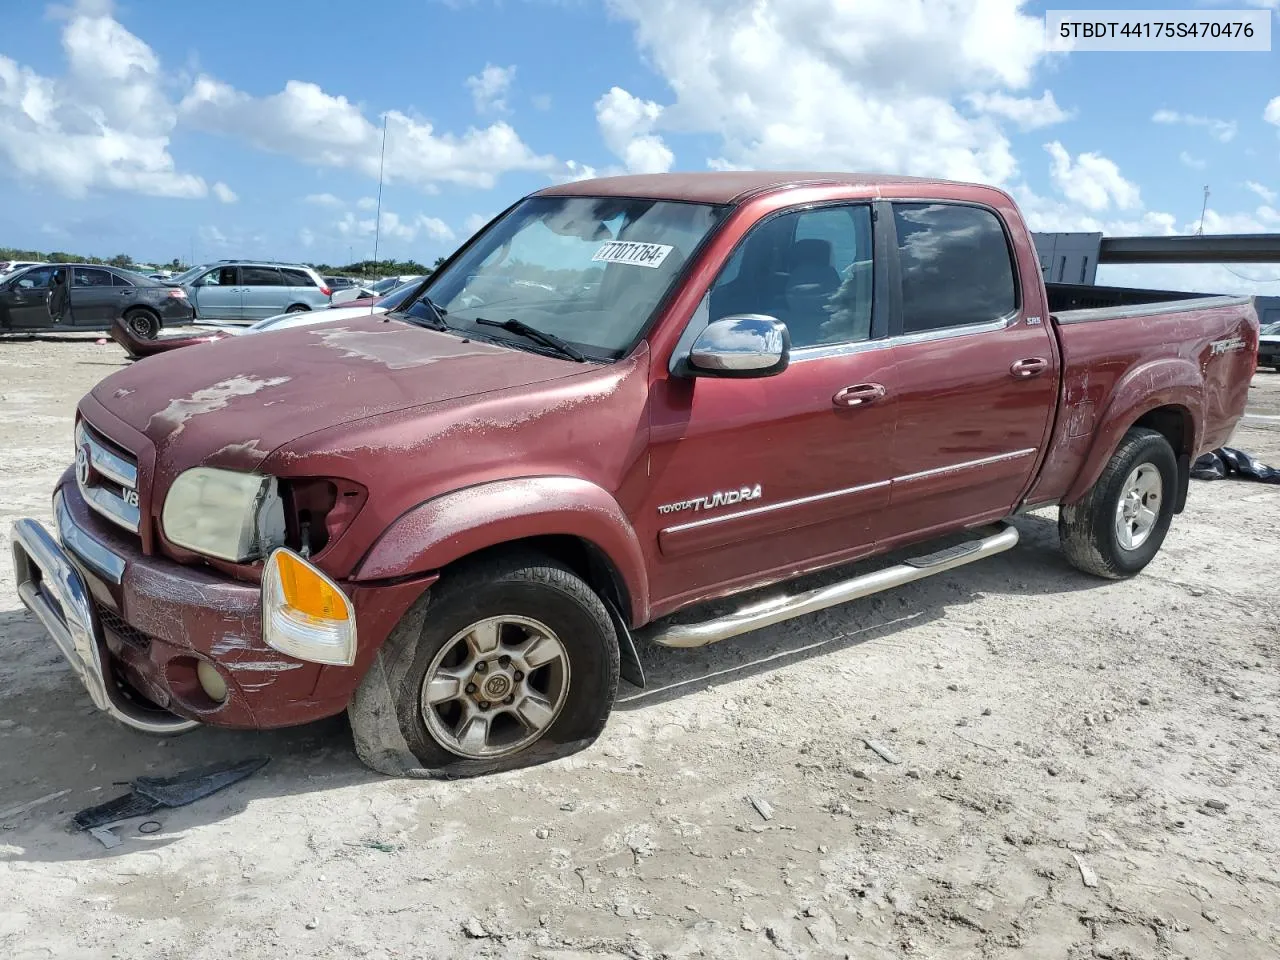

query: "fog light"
xmin=196 ymin=660 xmax=228 ymax=703
xmin=262 ymin=548 xmax=356 ymax=666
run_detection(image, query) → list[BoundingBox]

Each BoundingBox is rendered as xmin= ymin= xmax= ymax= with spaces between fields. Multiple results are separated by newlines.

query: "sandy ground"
xmin=1 ymin=335 xmax=1278 ymax=960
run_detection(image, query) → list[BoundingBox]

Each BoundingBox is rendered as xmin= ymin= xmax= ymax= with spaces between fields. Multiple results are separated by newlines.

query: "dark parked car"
xmin=0 ymin=263 xmax=194 ymax=338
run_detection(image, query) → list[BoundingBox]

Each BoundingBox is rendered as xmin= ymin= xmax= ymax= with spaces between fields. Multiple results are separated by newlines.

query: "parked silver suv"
xmin=168 ymin=260 xmax=332 ymax=322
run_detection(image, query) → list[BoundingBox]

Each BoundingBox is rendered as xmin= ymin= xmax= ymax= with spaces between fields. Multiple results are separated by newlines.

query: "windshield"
xmin=169 ymin=264 xmax=211 ymax=284
xmin=1261 ymin=320 xmax=1280 ymax=335
xmin=373 ymin=275 xmax=416 ymax=295
xmin=402 ymin=195 xmax=727 ymax=359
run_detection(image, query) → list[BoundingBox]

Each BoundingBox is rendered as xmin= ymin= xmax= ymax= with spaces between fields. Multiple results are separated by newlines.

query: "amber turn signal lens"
xmin=274 ymin=550 xmax=346 ymax=620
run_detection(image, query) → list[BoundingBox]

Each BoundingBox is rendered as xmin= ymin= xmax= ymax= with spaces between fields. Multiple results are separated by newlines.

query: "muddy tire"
xmin=348 ymin=552 xmax=619 ymax=778
xmin=124 ymin=308 xmax=160 ymax=340
xmin=1059 ymin=427 xmax=1177 ymax=580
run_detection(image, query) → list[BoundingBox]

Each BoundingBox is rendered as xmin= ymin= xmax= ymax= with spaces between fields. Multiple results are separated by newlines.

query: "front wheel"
xmin=348 ymin=552 xmax=619 ymax=778
xmin=1059 ymin=427 xmax=1177 ymax=579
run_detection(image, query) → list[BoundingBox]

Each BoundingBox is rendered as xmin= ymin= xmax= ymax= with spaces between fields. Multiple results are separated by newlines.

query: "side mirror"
xmin=687 ymin=315 xmax=790 ymax=378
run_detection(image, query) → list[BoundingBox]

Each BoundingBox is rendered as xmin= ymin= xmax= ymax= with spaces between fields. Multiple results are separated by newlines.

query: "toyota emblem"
xmin=75 ymin=444 xmax=92 ymax=486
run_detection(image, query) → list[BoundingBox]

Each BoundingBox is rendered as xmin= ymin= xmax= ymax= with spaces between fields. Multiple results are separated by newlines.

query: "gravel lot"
xmin=2 ymin=336 xmax=1278 ymax=960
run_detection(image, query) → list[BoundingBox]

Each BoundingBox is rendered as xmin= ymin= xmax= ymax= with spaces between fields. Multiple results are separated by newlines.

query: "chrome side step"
xmin=651 ymin=522 xmax=1020 ymax=649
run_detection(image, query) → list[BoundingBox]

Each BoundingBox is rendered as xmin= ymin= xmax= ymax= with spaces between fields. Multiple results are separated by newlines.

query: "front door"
xmin=70 ymin=266 xmax=119 ymax=327
xmin=0 ymin=265 xmax=56 ymax=329
xmin=879 ymin=201 xmax=1058 ymax=546
xmin=641 ymin=201 xmax=898 ymax=612
xmin=191 ymin=266 xmax=242 ymax=320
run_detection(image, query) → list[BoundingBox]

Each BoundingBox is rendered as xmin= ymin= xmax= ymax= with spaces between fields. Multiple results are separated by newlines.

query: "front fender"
xmin=353 ymin=476 xmax=651 ymax=625
xmin=1064 ymin=357 xmax=1202 ymax=504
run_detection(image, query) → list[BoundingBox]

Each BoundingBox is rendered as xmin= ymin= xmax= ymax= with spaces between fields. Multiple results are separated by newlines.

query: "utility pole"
xmin=1196 ymin=185 xmax=1209 ymax=236
xmin=372 ymin=114 xmax=388 ymax=269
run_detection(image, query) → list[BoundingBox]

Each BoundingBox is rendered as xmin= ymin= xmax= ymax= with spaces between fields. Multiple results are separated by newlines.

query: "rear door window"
xmin=73 ymin=267 xmax=113 ymax=287
xmin=241 ymin=266 xmax=284 ymax=286
xmin=892 ymin=203 xmax=1017 ymax=334
xmin=111 ymin=272 xmax=135 ymax=287
xmin=281 ymin=268 xmax=314 ymax=287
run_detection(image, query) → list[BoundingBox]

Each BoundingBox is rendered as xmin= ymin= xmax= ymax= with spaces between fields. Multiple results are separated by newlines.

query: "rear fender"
xmin=1063 ymin=358 xmax=1202 ymax=504
xmin=353 ymin=477 xmax=651 ymax=625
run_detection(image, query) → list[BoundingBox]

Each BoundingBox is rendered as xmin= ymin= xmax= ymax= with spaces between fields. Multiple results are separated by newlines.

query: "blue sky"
xmin=0 ymin=0 xmax=1277 ymax=292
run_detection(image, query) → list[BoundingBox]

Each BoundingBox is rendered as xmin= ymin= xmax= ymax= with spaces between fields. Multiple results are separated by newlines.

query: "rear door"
xmin=1 ymin=266 xmax=56 ymax=329
xmin=879 ymin=201 xmax=1058 ymax=547
xmin=281 ymin=267 xmax=321 ymax=309
xmin=70 ymin=267 xmax=118 ymax=326
xmin=191 ymin=266 xmax=242 ymax=319
xmin=240 ymin=266 xmax=287 ymax=319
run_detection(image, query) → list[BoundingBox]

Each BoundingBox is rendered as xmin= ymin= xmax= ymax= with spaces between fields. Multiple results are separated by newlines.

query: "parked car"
xmin=0 ymin=263 xmax=193 ymax=337
xmin=0 ymin=259 xmax=46 ymax=278
xmin=167 ymin=260 xmax=332 ymax=322
xmin=331 ymin=274 xmax=422 ymax=305
xmin=108 ymin=278 xmax=425 ymax=358
xmin=1256 ymin=298 xmax=1280 ymax=370
xmin=11 ymin=171 xmax=1258 ymax=779
xmin=325 ymin=276 xmax=360 ymax=291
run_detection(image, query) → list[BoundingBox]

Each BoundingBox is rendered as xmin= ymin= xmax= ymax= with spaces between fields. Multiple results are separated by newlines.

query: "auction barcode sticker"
xmin=1046 ymin=10 xmax=1271 ymax=51
xmin=592 ymin=241 xmax=674 ymax=269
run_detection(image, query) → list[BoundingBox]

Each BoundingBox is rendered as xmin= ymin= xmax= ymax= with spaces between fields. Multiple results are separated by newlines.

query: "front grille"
xmin=75 ymin=421 xmax=142 ymax=535
xmin=95 ymin=601 xmax=151 ymax=652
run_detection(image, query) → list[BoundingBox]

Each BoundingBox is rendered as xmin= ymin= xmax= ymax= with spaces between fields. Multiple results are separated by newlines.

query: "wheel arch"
xmin=353 ymin=477 xmax=651 ymax=626
xmin=1063 ymin=358 xmax=1202 ymax=507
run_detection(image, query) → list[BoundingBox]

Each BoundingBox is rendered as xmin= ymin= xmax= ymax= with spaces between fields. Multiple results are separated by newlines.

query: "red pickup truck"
xmin=12 ymin=172 xmax=1258 ymax=777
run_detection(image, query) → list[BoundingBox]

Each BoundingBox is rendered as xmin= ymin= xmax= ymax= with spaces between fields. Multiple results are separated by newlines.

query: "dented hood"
xmin=91 ymin=315 xmax=579 ymax=471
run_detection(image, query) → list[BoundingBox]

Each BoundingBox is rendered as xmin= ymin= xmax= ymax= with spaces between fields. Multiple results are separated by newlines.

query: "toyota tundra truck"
xmin=11 ymin=172 xmax=1259 ymax=777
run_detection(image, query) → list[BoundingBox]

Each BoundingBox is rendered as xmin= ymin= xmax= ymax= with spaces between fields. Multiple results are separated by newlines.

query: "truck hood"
xmin=91 ymin=315 xmax=580 ymax=471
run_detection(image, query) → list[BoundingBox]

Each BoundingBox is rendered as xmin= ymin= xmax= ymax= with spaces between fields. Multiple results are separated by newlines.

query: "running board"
xmin=650 ymin=522 xmax=1020 ymax=649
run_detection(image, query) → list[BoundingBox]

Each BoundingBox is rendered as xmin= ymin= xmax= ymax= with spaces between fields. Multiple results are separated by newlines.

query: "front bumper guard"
xmin=10 ymin=515 xmax=199 ymax=735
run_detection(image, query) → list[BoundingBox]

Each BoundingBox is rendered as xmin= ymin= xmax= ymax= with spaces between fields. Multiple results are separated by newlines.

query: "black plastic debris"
xmin=1191 ymin=447 xmax=1280 ymax=485
xmin=72 ymin=756 xmax=269 ymax=830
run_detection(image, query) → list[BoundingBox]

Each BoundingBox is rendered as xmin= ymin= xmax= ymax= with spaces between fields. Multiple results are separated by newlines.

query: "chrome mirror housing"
xmin=686 ymin=314 xmax=790 ymax=378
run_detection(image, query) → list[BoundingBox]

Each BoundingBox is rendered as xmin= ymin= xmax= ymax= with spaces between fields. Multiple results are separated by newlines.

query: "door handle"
xmin=833 ymin=383 xmax=886 ymax=407
xmin=1010 ymin=357 xmax=1048 ymax=378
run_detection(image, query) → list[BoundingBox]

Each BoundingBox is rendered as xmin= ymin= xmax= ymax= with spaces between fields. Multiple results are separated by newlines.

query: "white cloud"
xmin=0 ymin=2 xmax=206 ymax=199
xmin=553 ymin=160 xmax=600 ymax=183
xmin=531 ymin=94 xmax=552 ymax=111
xmin=212 ymin=181 xmax=238 ymax=203
xmin=1266 ymin=96 xmax=1280 ymax=126
xmin=1179 ymin=151 xmax=1206 ymax=170
xmin=180 ymin=75 xmax=555 ymax=190
xmin=1151 ymin=109 xmax=1237 ymax=143
xmin=356 ymin=196 xmax=378 ymax=210
xmin=595 ymin=86 xmax=674 ymax=173
xmin=604 ymin=0 xmax=1047 ymax=183
xmin=965 ymin=90 xmax=1073 ymax=131
xmin=305 ymin=192 xmax=343 ymax=206
xmin=467 ymin=64 xmax=515 ymax=114
xmin=1245 ymin=180 xmax=1278 ymax=204
xmin=1044 ymin=141 xmax=1141 ymax=212
xmin=334 ymin=209 xmax=455 ymax=244
xmin=464 ymin=212 xmax=494 ymax=235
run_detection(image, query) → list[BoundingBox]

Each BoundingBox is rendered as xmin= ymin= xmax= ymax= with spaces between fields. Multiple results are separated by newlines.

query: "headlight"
xmin=262 ymin=548 xmax=356 ymax=665
xmin=162 ymin=468 xmax=286 ymax=562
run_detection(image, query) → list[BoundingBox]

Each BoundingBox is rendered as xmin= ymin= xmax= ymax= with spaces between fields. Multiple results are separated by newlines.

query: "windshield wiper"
xmin=474 ymin=317 xmax=586 ymax=362
xmin=384 ymin=309 xmax=448 ymax=331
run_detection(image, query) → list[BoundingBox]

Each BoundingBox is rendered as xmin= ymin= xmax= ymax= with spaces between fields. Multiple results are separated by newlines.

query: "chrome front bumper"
xmin=10 ymin=503 xmax=198 ymax=735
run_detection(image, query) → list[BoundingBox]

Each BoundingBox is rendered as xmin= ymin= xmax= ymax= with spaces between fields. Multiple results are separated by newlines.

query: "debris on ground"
xmin=864 ymin=739 xmax=902 ymax=764
xmin=1072 ymin=853 xmax=1099 ymax=888
xmin=88 ymin=825 xmax=123 ymax=849
xmin=1192 ymin=447 xmax=1280 ymax=484
xmin=71 ymin=757 xmax=269 ymax=831
xmin=748 ymin=795 xmax=775 ymax=821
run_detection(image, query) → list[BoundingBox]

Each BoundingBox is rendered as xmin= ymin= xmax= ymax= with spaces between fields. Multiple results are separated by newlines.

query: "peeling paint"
xmin=314 ymin=327 xmax=491 ymax=371
xmin=230 ymin=661 xmax=305 ymax=672
xmin=148 ymin=375 xmax=291 ymax=438
xmin=211 ymin=636 xmax=252 ymax=655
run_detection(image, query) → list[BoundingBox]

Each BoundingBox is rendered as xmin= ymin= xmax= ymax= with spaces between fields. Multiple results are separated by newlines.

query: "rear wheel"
xmin=285 ymin=304 xmax=309 ymax=314
xmin=348 ymin=552 xmax=619 ymax=778
xmin=123 ymin=308 xmax=160 ymax=340
xmin=1059 ymin=427 xmax=1177 ymax=579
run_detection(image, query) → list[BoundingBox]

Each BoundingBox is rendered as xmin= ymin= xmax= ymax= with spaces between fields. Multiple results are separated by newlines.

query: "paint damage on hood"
xmin=90 ymin=314 xmax=583 ymax=472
